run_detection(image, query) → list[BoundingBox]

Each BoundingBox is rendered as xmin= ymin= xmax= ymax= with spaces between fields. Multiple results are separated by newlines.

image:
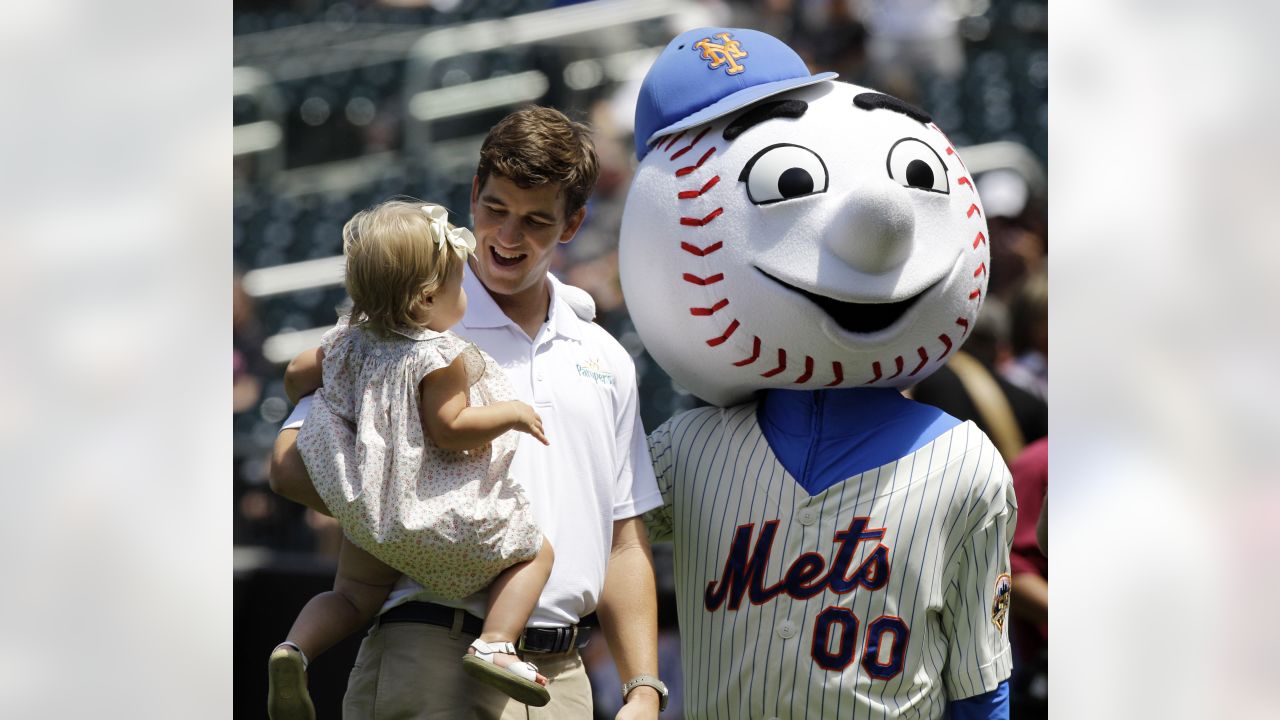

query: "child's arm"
xmin=419 ymin=355 xmax=548 ymax=451
xmin=284 ymin=347 xmax=325 ymax=405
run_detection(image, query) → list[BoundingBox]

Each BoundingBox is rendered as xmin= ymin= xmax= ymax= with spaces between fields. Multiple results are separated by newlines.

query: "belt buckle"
xmin=516 ymin=625 xmax=578 ymax=654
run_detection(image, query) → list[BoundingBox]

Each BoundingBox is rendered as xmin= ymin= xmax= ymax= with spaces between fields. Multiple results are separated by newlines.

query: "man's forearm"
xmin=596 ymin=516 xmax=662 ymax=714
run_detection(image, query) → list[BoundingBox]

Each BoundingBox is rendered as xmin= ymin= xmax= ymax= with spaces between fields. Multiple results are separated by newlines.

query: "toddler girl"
xmin=267 ymin=200 xmax=554 ymax=719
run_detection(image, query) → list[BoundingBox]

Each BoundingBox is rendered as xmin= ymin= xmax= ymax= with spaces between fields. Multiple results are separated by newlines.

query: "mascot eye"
xmin=885 ymin=138 xmax=949 ymax=194
xmin=738 ymin=143 xmax=829 ymax=205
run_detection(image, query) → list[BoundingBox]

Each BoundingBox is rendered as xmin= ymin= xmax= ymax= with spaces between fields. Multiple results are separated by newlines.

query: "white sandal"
xmin=460 ymin=639 xmax=551 ymax=707
xmin=267 ymin=642 xmax=315 ymax=720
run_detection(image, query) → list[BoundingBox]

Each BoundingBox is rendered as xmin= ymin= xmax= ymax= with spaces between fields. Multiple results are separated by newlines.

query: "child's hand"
xmin=510 ymin=402 xmax=549 ymax=445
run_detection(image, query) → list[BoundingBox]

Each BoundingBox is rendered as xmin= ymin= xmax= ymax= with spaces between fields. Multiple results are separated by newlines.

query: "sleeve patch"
xmin=991 ymin=573 xmax=1012 ymax=632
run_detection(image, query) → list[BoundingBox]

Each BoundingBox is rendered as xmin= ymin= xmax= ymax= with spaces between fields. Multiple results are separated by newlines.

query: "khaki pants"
xmin=342 ymin=616 xmax=594 ymax=720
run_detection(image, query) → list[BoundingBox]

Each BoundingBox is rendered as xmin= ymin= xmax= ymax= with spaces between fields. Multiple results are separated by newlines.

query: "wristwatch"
xmin=621 ymin=675 xmax=669 ymax=712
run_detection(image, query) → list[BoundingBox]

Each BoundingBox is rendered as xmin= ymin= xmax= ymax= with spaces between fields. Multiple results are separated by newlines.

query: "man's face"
xmin=469 ymin=174 xmax=586 ymax=299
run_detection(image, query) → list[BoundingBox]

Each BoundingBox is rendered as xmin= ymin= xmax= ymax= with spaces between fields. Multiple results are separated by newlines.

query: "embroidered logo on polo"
xmin=695 ymin=32 xmax=748 ymax=75
xmin=576 ymin=358 xmax=614 ymax=386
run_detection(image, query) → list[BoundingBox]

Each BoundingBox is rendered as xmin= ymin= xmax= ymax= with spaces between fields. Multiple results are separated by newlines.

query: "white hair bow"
xmin=421 ymin=204 xmax=476 ymax=257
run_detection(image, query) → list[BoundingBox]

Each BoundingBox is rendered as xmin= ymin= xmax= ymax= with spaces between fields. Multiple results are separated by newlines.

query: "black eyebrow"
xmin=722 ymin=100 xmax=809 ymax=141
xmin=478 ymin=193 xmax=557 ymax=223
xmin=853 ymin=92 xmax=932 ymax=124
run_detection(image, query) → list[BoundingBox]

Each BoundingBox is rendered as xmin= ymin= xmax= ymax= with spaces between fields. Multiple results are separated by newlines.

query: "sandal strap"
xmin=277 ymin=641 xmax=309 ymax=671
xmin=469 ymin=639 xmax=519 ymax=656
xmin=467 ymin=639 xmax=541 ymax=679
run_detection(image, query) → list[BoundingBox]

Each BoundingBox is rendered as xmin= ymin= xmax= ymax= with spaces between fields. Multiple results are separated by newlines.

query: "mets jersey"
xmin=646 ymin=403 xmax=1016 ymax=719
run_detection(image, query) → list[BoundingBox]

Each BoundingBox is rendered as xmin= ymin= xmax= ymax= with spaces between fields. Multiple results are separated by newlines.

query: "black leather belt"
xmin=380 ymin=601 xmax=594 ymax=655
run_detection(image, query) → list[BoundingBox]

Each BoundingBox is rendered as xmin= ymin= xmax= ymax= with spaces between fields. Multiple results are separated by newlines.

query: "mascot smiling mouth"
xmin=755 ymin=267 xmax=935 ymax=334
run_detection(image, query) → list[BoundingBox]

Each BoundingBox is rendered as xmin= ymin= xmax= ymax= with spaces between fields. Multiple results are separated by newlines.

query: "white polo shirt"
xmin=301 ymin=266 xmax=661 ymax=626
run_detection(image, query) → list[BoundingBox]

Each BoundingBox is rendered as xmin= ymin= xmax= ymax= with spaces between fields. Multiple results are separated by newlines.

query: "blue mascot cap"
xmin=634 ymin=27 xmax=837 ymax=161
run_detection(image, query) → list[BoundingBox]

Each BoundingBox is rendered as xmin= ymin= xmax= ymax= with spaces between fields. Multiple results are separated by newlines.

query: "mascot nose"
xmin=826 ymin=182 xmax=915 ymax=274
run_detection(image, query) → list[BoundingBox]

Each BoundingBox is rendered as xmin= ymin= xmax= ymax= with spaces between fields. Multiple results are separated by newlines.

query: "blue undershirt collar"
xmin=757 ymin=387 xmax=961 ymax=496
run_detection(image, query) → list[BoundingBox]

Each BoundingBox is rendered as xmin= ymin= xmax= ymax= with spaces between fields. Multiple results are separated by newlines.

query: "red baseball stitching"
xmin=794 ymin=356 xmax=814 ymax=383
xmin=734 ymin=336 xmax=762 ymax=366
xmin=956 ymin=317 xmax=970 ymax=335
xmin=973 ymin=231 xmax=986 ymax=249
xmin=676 ymin=147 xmax=717 ymax=177
xmin=678 ymin=176 xmax=721 ymax=199
xmin=957 ymin=176 xmax=973 ymax=191
xmin=670 ymin=127 xmax=710 ymax=161
xmin=908 ymin=347 xmax=929 ymax=376
xmin=663 ymin=131 xmax=686 ymax=152
xmin=690 ymin=298 xmax=728 ymax=316
xmin=931 ymin=123 xmax=970 ymax=174
xmin=938 ymin=334 xmax=954 ymax=359
xmin=681 ymin=241 xmax=722 ymax=256
xmin=761 ymin=349 xmax=787 ymax=378
xmin=706 ymin=319 xmax=740 ymax=347
xmin=974 ymin=262 xmax=986 ymax=278
xmin=825 ymin=362 xmax=844 ymax=387
xmin=681 ymin=207 xmax=724 ymax=226
xmin=683 ymin=272 xmax=725 ymax=286
xmin=966 ymin=203 xmax=981 ymax=219
xmin=886 ymin=355 xmax=905 ymax=380
xmin=865 ymin=361 xmax=884 ymax=385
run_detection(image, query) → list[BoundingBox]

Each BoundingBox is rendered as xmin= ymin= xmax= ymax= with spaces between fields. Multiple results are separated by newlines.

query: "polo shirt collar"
xmin=545 ymin=275 xmax=584 ymax=341
xmin=459 ymin=263 xmax=584 ymax=341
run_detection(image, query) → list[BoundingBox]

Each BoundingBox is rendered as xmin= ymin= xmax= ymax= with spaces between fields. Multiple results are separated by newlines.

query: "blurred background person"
xmin=1008 ymin=437 xmax=1049 ymax=718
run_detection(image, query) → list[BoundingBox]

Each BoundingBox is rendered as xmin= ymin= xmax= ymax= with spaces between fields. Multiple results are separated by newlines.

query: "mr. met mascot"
xmin=621 ymin=28 xmax=1018 ymax=720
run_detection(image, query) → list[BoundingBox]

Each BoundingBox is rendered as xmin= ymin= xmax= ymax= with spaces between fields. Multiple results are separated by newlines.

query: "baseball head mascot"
xmin=624 ymin=28 xmax=1017 ymax=720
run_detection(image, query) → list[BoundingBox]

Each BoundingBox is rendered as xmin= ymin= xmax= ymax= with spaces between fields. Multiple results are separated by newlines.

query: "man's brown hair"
xmin=476 ymin=106 xmax=599 ymax=217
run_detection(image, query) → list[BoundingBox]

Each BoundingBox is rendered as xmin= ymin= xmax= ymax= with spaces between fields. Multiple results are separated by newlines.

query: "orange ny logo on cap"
xmin=695 ymin=32 xmax=748 ymax=75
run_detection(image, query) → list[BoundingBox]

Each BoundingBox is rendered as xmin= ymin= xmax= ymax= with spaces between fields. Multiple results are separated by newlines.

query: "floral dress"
xmin=296 ymin=316 xmax=542 ymax=600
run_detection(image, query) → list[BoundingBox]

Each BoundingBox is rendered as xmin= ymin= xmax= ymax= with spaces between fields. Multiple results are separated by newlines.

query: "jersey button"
xmin=777 ymin=620 xmax=798 ymax=639
xmin=797 ymin=508 xmax=817 ymax=526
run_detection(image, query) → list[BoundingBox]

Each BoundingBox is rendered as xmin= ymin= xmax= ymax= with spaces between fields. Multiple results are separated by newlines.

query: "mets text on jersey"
xmin=705 ymin=516 xmax=909 ymax=677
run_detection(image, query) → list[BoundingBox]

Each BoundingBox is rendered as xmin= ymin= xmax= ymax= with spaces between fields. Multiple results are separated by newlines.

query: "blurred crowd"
xmin=234 ymin=0 xmax=1047 ymax=716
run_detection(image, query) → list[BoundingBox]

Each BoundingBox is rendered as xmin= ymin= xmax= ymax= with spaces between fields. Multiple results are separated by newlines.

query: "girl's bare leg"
xmin=470 ymin=537 xmax=554 ymax=684
xmin=284 ymin=538 xmax=401 ymax=660
xmin=268 ymin=429 xmax=330 ymax=515
xmin=270 ymin=539 xmax=399 ymax=719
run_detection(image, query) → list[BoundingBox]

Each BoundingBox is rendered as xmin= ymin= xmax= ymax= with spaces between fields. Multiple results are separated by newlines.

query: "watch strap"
xmin=621 ymin=674 xmax=668 ymax=712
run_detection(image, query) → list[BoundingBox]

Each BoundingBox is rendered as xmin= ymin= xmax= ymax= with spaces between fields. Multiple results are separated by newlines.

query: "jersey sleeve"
xmin=942 ymin=452 xmax=1018 ymax=700
xmin=641 ymin=419 xmax=676 ymax=543
xmin=607 ymin=347 xmax=663 ymax=521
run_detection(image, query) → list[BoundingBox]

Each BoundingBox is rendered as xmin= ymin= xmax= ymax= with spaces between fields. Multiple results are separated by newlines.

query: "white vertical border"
xmin=1053 ymin=2 xmax=1280 ymax=717
xmin=0 ymin=2 xmax=232 ymax=718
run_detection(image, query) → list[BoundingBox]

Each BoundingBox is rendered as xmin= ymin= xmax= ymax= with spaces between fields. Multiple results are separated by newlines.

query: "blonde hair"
xmin=342 ymin=199 xmax=470 ymax=336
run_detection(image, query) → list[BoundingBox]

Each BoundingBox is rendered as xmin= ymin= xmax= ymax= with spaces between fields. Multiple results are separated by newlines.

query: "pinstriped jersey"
xmin=646 ymin=403 xmax=1016 ymax=719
